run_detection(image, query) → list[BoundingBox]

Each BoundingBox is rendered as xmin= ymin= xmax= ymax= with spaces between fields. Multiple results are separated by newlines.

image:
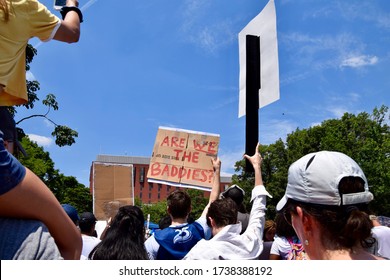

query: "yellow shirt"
xmin=0 ymin=0 xmax=60 ymax=105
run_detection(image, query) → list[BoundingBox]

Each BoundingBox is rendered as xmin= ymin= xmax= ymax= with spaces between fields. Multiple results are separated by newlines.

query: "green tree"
xmin=10 ymin=44 xmax=78 ymax=149
xmin=141 ymin=201 xmax=167 ymax=224
xmin=232 ymin=139 xmax=288 ymax=219
xmin=140 ymin=189 xmax=209 ymax=224
xmin=233 ymin=105 xmax=390 ymax=217
xmin=186 ymin=189 xmax=208 ymax=220
xmin=19 ymin=136 xmax=92 ymax=213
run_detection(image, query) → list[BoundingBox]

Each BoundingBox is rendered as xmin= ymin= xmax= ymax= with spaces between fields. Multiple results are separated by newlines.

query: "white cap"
xmin=276 ymin=151 xmax=374 ymax=211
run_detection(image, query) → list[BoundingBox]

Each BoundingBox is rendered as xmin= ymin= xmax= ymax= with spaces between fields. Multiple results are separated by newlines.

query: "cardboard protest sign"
xmin=92 ymin=163 xmax=133 ymax=220
xmin=147 ymin=127 xmax=220 ymax=191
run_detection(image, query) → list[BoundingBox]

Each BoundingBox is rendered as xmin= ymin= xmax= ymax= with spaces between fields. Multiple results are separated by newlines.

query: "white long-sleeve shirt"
xmin=183 ymin=185 xmax=271 ymax=260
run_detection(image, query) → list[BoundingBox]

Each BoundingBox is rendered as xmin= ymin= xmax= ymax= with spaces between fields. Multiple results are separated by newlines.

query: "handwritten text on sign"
xmin=147 ymin=127 xmax=220 ymax=189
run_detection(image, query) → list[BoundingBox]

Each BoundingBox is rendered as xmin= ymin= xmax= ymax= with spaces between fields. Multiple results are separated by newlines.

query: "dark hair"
xmin=206 ymin=198 xmax=237 ymax=228
xmin=89 ymin=206 xmax=148 ymax=260
xmin=223 ymin=187 xmax=244 ymax=206
xmin=167 ymin=190 xmax=191 ymax=219
xmin=285 ymin=176 xmax=374 ymax=251
xmin=79 ymin=220 xmax=95 ymax=233
xmin=275 ymin=212 xmax=297 ymax=238
xmin=158 ymin=215 xmax=172 ymax=230
xmin=222 ymin=187 xmax=247 ymax=213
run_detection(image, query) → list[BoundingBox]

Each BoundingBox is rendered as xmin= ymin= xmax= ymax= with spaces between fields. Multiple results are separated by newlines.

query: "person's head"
xmin=221 ymin=184 xmax=245 ymax=206
xmin=369 ymin=215 xmax=382 ymax=227
xmin=206 ymin=198 xmax=237 ymax=236
xmin=220 ymin=184 xmax=247 ymax=213
xmin=0 ymin=107 xmax=26 ymax=156
xmin=274 ymin=212 xmax=297 ymax=238
xmin=61 ymin=204 xmax=79 ymax=226
xmin=166 ymin=190 xmax=191 ymax=220
xmin=158 ymin=215 xmax=172 ymax=230
xmin=79 ymin=212 xmax=97 ymax=235
xmin=263 ymin=220 xmax=276 ymax=241
xmin=89 ymin=205 xmax=148 ymax=260
xmin=276 ymin=151 xmax=374 ymax=256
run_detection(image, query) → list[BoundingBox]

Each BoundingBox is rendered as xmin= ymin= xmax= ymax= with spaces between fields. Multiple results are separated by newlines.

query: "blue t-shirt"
xmin=154 ymin=222 xmax=205 ymax=260
xmin=0 ymin=218 xmax=62 ymax=259
xmin=0 ymin=131 xmax=26 ymax=195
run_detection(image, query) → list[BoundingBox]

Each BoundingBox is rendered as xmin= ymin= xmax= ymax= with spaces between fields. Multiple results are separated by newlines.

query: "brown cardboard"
xmin=92 ymin=163 xmax=133 ymax=220
xmin=147 ymin=127 xmax=220 ymax=190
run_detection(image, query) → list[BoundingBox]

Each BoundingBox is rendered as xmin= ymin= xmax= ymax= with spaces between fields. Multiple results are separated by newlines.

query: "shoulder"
xmin=372 ymin=226 xmax=390 ymax=236
xmin=0 ymin=218 xmax=62 ymax=259
xmin=82 ymin=235 xmax=101 ymax=246
xmin=183 ymin=240 xmax=211 ymax=260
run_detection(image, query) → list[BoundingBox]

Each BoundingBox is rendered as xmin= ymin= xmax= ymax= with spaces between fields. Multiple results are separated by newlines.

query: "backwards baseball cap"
xmin=220 ymin=184 xmax=245 ymax=205
xmin=276 ymin=151 xmax=374 ymax=211
xmin=0 ymin=107 xmax=27 ymax=156
xmin=80 ymin=212 xmax=97 ymax=225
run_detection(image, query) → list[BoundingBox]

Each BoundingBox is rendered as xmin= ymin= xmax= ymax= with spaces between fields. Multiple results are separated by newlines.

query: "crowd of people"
xmin=1 ymin=0 xmax=389 ymax=261
xmin=23 ymin=143 xmax=390 ymax=261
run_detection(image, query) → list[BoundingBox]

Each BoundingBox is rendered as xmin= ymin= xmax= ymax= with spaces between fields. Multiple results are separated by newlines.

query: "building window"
xmin=149 ymin=183 xmax=153 ymax=191
xmin=140 ymin=167 xmax=145 ymax=183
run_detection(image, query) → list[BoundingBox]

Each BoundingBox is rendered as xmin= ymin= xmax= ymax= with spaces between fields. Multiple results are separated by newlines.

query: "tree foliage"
xmin=232 ymin=105 xmax=390 ymax=218
xmin=12 ymin=44 xmax=78 ymax=147
xmin=19 ymin=137 xmax=92 ymax=214
xmin=139 ymin=189 xmax=209 ymax=224
xmin=141 ymin=201 xmax=167 ymax=225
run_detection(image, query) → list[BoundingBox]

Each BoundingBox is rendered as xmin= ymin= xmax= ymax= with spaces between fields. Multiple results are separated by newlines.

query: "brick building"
xmin=90 ymin=155 xmax=232 ymax=219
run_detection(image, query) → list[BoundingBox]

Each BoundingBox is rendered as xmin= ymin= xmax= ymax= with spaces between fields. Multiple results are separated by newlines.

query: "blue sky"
xmin=19 ymin=0 xmax=389 ymax=187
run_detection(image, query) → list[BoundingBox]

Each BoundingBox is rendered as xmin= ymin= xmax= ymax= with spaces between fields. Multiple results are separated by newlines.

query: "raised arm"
xmin=243 ymin=142 xmax=263 ymax=187
xmin=53 ymin=0 xmax=81 ymax=43
xmin=201 ymin=157 xmax=221 ymax=217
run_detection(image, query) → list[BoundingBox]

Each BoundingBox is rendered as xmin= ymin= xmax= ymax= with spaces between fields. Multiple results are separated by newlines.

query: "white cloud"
xmin=180 ymin=0 xmax=235 ymax=54
xmin=260 ymin=119 xmax=297 ymax=145
xmin=26 ymin=71 xmax=35 ymax=81
xmin=44 ymin=119 xmax=55 ymax=128
xmin=340 ymin=55 xmax=379 ymax=68
xmin=326 ymin=106 xmax=348 ymax=119
xmin=281 ymin=32 xmax=365 ymax=70
xmin=310 ymin=122 xmax=322 ymax=127
xmin=301 ymin=1 xmax=390 ymax=31
xmin=219 ymin=149 xmax=244 ymax=175
xmin=27 ymin=134 xmax=53 ymax=147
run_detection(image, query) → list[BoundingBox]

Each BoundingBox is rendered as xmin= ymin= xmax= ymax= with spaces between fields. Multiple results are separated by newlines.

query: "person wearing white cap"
xmin=276 ymin=151 xmax=383 ymax=260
